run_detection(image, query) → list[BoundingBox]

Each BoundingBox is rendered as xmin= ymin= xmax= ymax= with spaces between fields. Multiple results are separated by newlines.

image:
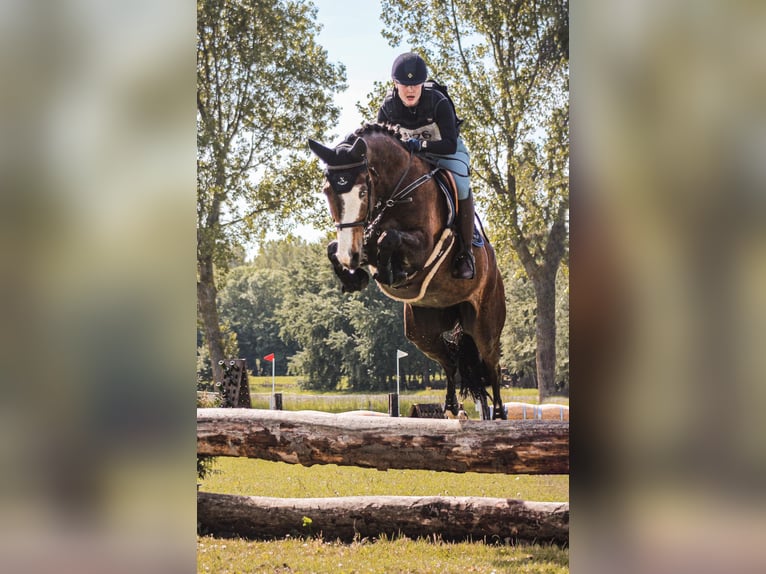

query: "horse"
xmin=308 ymin=123 xmax=507 ymax=420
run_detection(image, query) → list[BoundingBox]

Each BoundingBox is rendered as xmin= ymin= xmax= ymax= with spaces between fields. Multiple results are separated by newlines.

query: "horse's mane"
xmin=343 ymin=122 xmax=407 ymax=148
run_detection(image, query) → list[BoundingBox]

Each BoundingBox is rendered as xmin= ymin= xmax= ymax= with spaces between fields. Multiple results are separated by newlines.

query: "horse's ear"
xmin=308 ymin=139 xmax=336 ymax=165
xmin=349 ymin=137 xmax=367 ymax=160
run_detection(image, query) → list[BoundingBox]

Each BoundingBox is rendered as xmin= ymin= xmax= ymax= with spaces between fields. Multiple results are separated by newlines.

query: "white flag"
xmin=397 ymin=350 xmax=408 ymax=359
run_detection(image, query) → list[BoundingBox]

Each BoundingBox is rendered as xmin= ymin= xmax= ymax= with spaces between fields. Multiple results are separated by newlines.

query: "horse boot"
xmin=452 ymin=196 xmax=476 ymax=279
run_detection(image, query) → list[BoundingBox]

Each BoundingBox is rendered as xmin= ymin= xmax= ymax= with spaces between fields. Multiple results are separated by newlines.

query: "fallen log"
xmin=197 ymin=408 xmax=569 ymax=474
xmin=197 ymin=492 xmax=569 ymax=544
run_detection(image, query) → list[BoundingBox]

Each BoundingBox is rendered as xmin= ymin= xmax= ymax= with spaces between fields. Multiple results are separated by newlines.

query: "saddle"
xmin=433 ymin=170 xmax=484 ymax=247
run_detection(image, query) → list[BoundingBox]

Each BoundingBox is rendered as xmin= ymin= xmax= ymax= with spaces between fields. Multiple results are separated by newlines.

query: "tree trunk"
xmin=198 ymin=254 xmax=225 ymax=385
xmin=197 ymin=408 xmax=569 ymax=474
xmin=197 ymin=492 xmax=569 ymax=544
xmin=535 ymin=272 xmax=558 ymax=402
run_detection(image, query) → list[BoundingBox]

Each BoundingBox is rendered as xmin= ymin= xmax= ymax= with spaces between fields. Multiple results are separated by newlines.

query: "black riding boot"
xmin=452 ymin=196 xmax=476 ymax=280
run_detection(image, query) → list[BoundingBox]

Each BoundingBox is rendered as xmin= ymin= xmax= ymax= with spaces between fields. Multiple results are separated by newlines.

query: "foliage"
xmin=197 ymin=455 xmax=216 ymax=481
xmin=501 ymin=261 xmax=538 ymax=380
xmin=498 ymin=249 xmax=569 ymax=391
xmin=196 ymin=0 xmax=346 ymax=382
xmin=197 ymin=0 xmax=346 ymax=255
xmin=218 ymin=266 xmax=299 ymax=375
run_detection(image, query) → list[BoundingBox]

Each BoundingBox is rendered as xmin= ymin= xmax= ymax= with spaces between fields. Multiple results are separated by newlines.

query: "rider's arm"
xmin=421 ymin=97 xmax=457 ymax=155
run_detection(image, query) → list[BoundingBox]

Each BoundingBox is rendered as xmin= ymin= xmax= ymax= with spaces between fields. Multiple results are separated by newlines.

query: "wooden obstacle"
xmin=198 ymin=492 xmax=569 ymax=544
xmin=407 ymin=403 xmax=446 ymax=418
xmin=197 ymin=408 xmax=569 ymax=475
xmin=197 ymin=408 xmax=569 ymax=543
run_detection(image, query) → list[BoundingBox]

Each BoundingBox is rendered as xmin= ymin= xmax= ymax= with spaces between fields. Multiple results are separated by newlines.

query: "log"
xmin=197 ymin=492 xmax=569 ymax=544
xmin=197 ymin=408 xmax=569 ymax=474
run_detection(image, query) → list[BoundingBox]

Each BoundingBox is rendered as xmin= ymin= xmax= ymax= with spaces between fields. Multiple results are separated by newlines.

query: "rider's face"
xmin=395 ymin=82 xmax=423 ymax=107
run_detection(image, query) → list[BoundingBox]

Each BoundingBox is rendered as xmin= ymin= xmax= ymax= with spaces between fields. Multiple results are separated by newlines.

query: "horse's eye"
xmin=359 ymin=189 xmax=367 ymax=198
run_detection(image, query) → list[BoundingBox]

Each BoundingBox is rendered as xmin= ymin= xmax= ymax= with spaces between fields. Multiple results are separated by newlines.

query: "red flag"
xmin=263 ymin=353 xmax=275 ymax=362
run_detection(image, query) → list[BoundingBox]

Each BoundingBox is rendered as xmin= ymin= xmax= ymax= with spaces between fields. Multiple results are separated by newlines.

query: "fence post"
xmin=270 ymin=392 xmax=283 ymax=411
xmin=388 ymin=393 xmax=399 ymax=417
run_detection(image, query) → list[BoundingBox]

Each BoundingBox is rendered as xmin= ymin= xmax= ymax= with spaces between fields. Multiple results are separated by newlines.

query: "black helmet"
xmin=391 ymin=52 xmax=427 ymax=85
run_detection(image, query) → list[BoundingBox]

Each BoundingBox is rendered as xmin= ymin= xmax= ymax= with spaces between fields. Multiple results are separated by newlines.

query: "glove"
xmin=405 ymin=137 xmax=422 ymax=152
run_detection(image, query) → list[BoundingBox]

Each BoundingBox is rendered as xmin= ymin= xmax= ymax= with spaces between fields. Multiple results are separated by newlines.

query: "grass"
xmin=199 ymin=458 xmax=568 ymax=501
xmin=245 ymin=375 xmax=568 ymax=418
xmin=197 ymin=535 xmax=569 ymax=573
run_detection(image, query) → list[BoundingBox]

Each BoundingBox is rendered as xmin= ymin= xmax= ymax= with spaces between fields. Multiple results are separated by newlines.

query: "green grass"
xmin=199 ymin=458 xmax=568 ymax=501
xmin=197 ymin=535 xmax=569 ymax=573
xmin=245 ymin=375 xmax=567 ymax=418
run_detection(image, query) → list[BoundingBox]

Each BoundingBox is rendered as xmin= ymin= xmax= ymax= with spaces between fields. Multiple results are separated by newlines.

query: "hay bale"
xmin=505 ymin=402 xmax=569 ymax=421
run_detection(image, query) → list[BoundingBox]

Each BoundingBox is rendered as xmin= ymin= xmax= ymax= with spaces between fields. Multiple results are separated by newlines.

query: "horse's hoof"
xmin=327 ymin=240 xmax=339 ymax=260
xmin=390 ymin=271 xmax=409 ymax=288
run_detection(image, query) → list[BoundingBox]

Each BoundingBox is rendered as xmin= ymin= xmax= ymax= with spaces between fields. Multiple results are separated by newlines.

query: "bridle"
xmin=324 ymin=148 xmax=440 ymax=240
xmin=323 ymin=158 xmax=373 ymax=230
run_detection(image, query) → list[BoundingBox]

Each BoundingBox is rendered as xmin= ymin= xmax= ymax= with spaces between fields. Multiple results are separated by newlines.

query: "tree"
xmin=218 ymin=266 xmax=298 ymax=375
xmin=379 ymin=0 xmax=569 ymax=400
xmin=197 ymin=0 xmax=346 ymax=384
xmin=274 ymin=241 xmax=350 ymax=389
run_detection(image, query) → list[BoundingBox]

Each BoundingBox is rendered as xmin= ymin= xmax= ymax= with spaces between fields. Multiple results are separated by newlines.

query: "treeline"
xmin=197 ymin=235 xmax=569 ymax=395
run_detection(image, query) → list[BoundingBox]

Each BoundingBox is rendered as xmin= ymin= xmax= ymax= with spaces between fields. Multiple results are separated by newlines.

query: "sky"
xmin=312 ymin=0 xmax=405 ymax=142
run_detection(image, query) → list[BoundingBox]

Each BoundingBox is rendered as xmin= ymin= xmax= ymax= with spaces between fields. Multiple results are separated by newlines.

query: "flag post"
xmin=396 ymin=349 xmax=408 ymax=397
xmin=263 ymin=353 xmax=277 ymax=408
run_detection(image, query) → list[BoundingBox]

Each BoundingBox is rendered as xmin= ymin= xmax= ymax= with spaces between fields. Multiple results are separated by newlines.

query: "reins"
xmin=363 ymin=150 xmax=439 ymax=243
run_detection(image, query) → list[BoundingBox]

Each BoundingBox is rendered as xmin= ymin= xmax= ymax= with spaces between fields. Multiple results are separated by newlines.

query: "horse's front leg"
xmin=327 ymin=240 xmax=369 ymax=293
xmin=375 ymin=229 xmax=428 ymax=287
xmin=374 ymin=230 xmax=404 ymax=286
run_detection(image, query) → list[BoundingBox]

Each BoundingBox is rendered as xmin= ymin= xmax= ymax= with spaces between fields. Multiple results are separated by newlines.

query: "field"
xmin=197 ymin=376 xmax=569 ymax=573
xmin=243 ymin=375 xmax=568 ymax=418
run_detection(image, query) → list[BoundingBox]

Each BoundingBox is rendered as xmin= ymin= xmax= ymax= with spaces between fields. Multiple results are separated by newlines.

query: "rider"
xmin=377 ymin=52 xmax=475 ymax=280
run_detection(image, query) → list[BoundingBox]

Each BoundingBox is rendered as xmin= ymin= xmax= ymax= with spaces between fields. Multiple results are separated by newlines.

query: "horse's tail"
xmin=447 ymin=332 xmax=491 ymax=405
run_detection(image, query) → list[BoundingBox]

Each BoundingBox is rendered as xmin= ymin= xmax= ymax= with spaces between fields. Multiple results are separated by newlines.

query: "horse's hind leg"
xmin=404 ymin=304 xmax=460 ymax=416
xmin=460 ymin=294 xmax=507 ymax=420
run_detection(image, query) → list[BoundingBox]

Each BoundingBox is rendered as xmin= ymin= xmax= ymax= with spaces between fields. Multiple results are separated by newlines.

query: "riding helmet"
xmin=391 ymin=52 xmax=428 ymax=85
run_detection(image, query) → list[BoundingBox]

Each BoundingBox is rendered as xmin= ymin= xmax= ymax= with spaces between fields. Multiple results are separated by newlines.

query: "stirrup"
xmin=452 ymin=249 xmax=475 ymax=280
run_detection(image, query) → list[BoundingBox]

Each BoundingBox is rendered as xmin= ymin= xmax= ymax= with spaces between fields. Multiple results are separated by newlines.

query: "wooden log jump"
xmin=197 ymin=408 xmax=569 ymax=474
xmin=198 ymin=492 xmax=569 ymax=544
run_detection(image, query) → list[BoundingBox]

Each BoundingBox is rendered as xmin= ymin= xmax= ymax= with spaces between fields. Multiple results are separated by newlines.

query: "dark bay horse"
xmin=308 ymin=124 xmax=506 ymax=419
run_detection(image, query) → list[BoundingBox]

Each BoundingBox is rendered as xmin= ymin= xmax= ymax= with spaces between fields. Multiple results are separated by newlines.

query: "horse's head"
xmin=308 ymin=136 xmax=371 ymax=269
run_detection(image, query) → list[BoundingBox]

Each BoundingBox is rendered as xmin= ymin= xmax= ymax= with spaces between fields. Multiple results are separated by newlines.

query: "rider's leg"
xmin=453 ymin=190 xmax=475 ymax=280
xmin=428 ymin=137 xmax=474 ymax=279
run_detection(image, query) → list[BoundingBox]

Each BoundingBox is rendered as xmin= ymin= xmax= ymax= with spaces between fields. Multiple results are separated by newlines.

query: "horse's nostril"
xmin=349 ymin=252 xmax=360 ymax=269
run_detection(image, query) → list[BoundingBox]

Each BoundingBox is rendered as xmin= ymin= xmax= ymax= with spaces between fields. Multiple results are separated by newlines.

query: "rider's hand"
xmin=405 ymin=138 xmax=422 ymax=152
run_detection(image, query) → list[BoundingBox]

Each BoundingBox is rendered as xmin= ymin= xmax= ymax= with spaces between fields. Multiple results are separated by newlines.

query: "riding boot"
xmin=452 ymin=196 xmax=476 ymax=279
